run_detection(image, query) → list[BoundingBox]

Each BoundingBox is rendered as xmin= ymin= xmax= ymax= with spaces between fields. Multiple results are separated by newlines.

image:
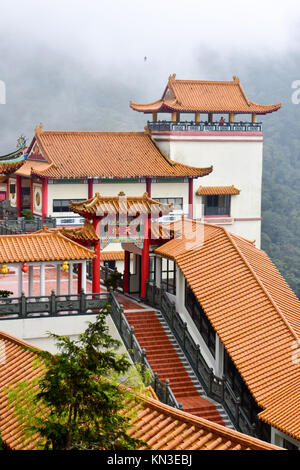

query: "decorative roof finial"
xmin=35 ymin=123 xmax=44 ymax=134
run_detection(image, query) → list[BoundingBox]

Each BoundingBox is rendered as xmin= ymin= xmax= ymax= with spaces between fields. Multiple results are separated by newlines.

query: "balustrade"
xmin=147 ymin=120 xmax=262 ymax=133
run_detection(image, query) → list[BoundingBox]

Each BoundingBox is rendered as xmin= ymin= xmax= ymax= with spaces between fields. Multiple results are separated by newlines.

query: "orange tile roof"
xmin=101 ymin=251 xmax=125 ymax=261
xmin=60 ymin=219 xmax=99 ymax=243
xmin=155 ymin=219 xmax=300 ymax=439
xmin=0 ymin=331 xmax=45 ymax=450
xmin=0 ymin=160 xmax=25 ymax=175
xmin=196 ymin=185 xmax=240 ymax=196
xmin=258 ymin=372 xmax=300 ymax=442
xmin=128 ymin=393 xmax=282 ymax=450
xmin=0 ymin=226 xmax=96 ymax=263
xmin=14 ymin=160 xmax=51 ymax=177
xmin=69 ymin=192 xmax=174 ymax=218
xmin=130 ymin=74 xmax=281 ymax=115
xmin=0 ymin=330 xmax=283 ymax=451
xmin=28 ymin=129 xmax=212 ymax=179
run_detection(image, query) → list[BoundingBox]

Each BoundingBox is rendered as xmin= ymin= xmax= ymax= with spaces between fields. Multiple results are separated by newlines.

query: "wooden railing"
xmin=0 ymin=290 xmax=108 ymax=319
xmin=144 ymin=281 xmax=260 ymax=437
xmin=108 ymin=289 xmax=181 ymax=410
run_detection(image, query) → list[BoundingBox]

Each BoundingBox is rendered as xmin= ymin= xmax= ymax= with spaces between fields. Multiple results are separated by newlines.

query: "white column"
xmin=215 ymin=335 xmax=224 ymax=377
xmin=18 ymin=264 xmax=23 ymax=297
xmin=81 ymin=261 xmax=87 ymax=293
xmin=176 ymin=267 xmax=185 ymax=313
xmin=56 ymin=263 xmax=61 ymax=295
xmin=40 ymin=263 xmax=45 ymax=297
xmin=68 ymin=262 xmax=73 ymax=295
xmin=28 ymin=265 xmax=34 ymax=297
xmin=155 ymin=256 xmax=162 ymax=288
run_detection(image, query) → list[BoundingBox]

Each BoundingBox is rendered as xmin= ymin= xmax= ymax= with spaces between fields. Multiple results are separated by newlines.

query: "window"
xmin=153 ymin=197 xmax=183 ymax=211
xmin=223 ymin=349 xmax=259 ymax=424
xmin=203 ymin=194 xmax=230 ymax=216
xmin=185 ymin=285 xmax=215 ymax=357
xmin=149 ymin=255 xmax=156 ymax=283
xmin=53 ymin=199 xmax=85 ymax=213
xmin=283 ymin=439 xmax=299 ymax=451
xmin=161 ymin=258 xmax=176 ymax=295
xmin=9 ymin=184 xmax=15 ymax=194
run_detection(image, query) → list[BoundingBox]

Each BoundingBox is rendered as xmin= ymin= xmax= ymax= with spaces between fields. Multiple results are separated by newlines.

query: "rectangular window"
xmin=203 ymin=194 xmax=230 ymax=216
xmin=9 ymin=184 xmax=16 ymax=194
xmin=161 ymin=258 xmax=176 ymax=295
xmin=53 ymin=199 xmax=85 ymax=213
xmin=153 ymin=197 xmax=183 ymax=211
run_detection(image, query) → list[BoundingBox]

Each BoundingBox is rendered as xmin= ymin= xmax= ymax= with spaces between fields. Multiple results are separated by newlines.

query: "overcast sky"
xmin=1 ymin=1 xmax=300 ymax=64
xmin=1 ymin=0 xmax=300 ymax=150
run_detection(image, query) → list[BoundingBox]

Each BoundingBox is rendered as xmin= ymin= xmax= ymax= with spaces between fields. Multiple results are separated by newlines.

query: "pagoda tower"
xmin=130 ymin=74 xmax=281 ymax=247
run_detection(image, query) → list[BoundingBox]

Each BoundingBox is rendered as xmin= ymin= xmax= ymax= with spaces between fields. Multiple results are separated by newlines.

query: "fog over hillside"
xmin=0 ymin=0 xmax=299 ymax=297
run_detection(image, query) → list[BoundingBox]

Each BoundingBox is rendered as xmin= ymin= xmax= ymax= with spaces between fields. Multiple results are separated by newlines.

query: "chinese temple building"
xmin=5 ymin=125 xmax=211 ymax=224
xmin=130 ymin=74 xmax=282 ymax=247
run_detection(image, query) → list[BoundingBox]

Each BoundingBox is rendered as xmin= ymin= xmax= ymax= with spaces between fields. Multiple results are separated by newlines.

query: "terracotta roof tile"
xmin=60 ymin=219 xmax=99 ymax=243
xmin=0 ymin=331 xmax=283 ymax=450
xmin=154 ymin=219 xmax=300 ymax=439
xmin=69 ymin=192 xmax=174 ymax=217
xmin=29 ymin=129 xmax=212 ymax=179
xmin=0 ymin=226 xmax=96 ymax=263
xmin=130 ymin=74 xmax=281 ymax=115
xmin=196 ymin=185 xmax=240 ymax=195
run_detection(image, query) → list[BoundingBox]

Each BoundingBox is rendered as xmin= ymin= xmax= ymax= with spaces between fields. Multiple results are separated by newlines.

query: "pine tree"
xmin=16 ymin=302 xmax=145 ymax=450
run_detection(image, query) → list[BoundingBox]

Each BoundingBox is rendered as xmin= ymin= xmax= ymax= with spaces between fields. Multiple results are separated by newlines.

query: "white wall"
xmin=153 ymin=134 xmax=263 ymax=246
xmin=271 ymin=427 xmax=300 ymax=450
xmin=47 ymin=183 xmax=88 ymax=217
xmin=93 ymin=182 xmax=146 ymax=197
xmin=0 ymin=314 xmax=132 ymax=359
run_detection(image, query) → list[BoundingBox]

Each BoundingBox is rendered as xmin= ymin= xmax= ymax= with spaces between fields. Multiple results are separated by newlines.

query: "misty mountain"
xmin=0 ymin=41 xmax=299 ymax=298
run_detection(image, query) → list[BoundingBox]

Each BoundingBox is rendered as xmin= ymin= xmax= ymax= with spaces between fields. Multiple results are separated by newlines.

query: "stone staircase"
xmin=124 ymin=307 xmax=233 ymax=427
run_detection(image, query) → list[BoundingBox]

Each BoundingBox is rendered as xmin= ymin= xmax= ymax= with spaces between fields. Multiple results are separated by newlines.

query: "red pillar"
xmin=123 ymin=250 xmax=130 ymax=294
xmin=188 ymin=178 xmax=193 ymax=220
xmin=30 ymin=179 xmax=33 ymax=213
xmin=140 ymin=214 xmax=150 ymax=298
xmin=88 ymin=179 xmax=93 ymax=199
xmin=6 ymin=178 xmax=9 ymax=200
xmin=92 ymin=218 xmax=101 ymax=294
xmin=16 ymin=175 xmax=22 ymax=217
xmin=77 ymin=263 xmax=82 ymax=293
xmin=146 ymin=177 xmax=151 ymax=198
xmin=42 ymin=179 xmax=48 ymax=221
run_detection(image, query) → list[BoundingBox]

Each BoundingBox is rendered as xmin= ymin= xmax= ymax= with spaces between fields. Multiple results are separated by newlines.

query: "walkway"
xmin=120 ymin=298 xmax=224 ymax=426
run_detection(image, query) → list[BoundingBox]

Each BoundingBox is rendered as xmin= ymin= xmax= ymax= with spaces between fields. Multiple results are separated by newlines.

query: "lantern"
xmin=21 ymin=262 xmax=28 ymax=273
xmin=62 ymin=261 xmax=69 ymax=271
xmin=1 ymin=264 xmax=8 ymax=274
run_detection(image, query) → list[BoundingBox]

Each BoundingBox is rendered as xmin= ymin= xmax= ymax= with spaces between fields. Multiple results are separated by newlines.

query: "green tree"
xmin=8 ymin=302 xmax=146 ymax=450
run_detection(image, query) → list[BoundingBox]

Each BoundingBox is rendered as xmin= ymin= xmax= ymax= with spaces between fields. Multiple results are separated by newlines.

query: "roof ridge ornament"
xmin=35 ymin=123 xmax=44 ymax=135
